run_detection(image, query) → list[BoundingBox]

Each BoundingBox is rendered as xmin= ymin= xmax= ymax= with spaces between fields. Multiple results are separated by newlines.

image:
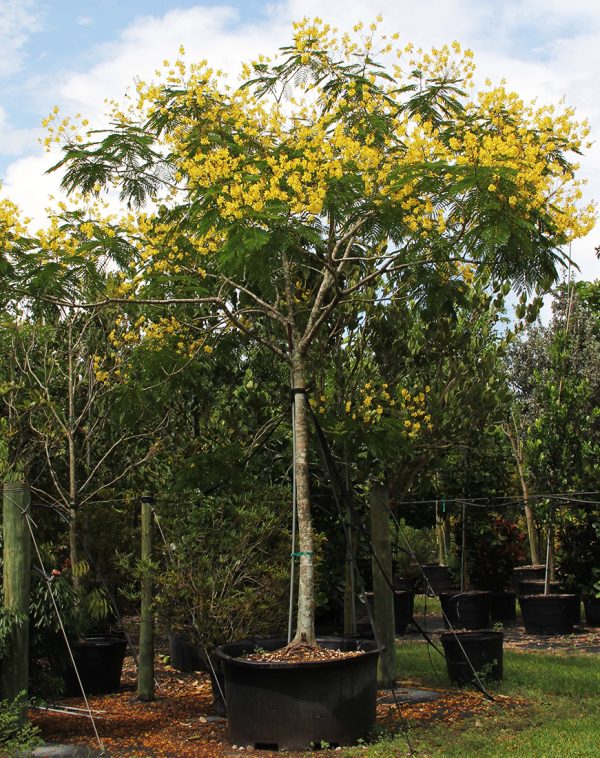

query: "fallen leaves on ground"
xmin=29 ymin=654 xmax=524 ymax=757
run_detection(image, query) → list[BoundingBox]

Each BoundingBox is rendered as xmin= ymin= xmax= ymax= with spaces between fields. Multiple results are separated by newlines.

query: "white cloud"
xmin=58 ymin=6 xmax=289 ymax=121
xmin=0 ymin=0 xmax=43 ymax=78
xmin=0 ymin=105 xmax=40 ymax=155
xmin=1 ymin=152 xmax=62 ymax=229
xmin=76 ymin=15 xmax=94 ymax=27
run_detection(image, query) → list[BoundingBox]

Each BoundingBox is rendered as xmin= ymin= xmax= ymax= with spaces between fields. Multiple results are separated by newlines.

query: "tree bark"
xmin=369 ymin=484 xmax=396 ymax=688
xmin=290 ymin=353 xmax=316 ymax=645
xmin=1 ymin=482 xmax=31 ymax=725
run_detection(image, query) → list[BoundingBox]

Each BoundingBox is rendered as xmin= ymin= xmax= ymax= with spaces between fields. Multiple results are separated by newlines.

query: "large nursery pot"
xmin=365 ymin=590 xmax=415 ymax=636
xmin=440 ymin=591 xmax=491 ymax=630
xmin=214 ymin=637 xmax=379 ymax=751
xmin=169 ymin=629 xmax=206 ymax=673
xmin=518 ymin=594 xmax=579 ymax=635
xmin=61 ymin=635 xmax=127 ymax=696
xmin=440 ymin=630 xmax=504 ymax=685
xmin=511 ymin=565 xmax=546 ymax=592
xmin=420 ymin=564 xmax=455 ymax=595
xmin=584 ymin=597 xmax=600 ymax=627
xmin=490 ymin=591 xmax=517 ymax=622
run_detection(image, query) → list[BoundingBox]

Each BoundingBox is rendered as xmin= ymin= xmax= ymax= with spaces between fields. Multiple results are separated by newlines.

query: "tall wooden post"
xmin=343 ymin=453 xmax=357 ymax=636
xmin=137 ymin=493 xmax=155 ymax=701
xmin=1 ymin=482 xmax=32 ymax=722
xmin=369 ymin=484 xmax=396 ymax=688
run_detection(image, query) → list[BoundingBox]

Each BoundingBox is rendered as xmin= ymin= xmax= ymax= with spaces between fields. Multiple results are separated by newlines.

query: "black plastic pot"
xmin=420 ymin=564 xmax=456 ymax=595
xmin=440 ymin=591 xmax=491 ymax=630
xmin=490 ymin=591 xmax=517 ymax=622
xmin=61 ymin=635 xmax=127 ymax=696
xmin=364 ymin=590 xmax=415 ymax=635
xmin=214 ymin=637 xmax=379 ymax=751
xmin=518 ymin=579 xmax=561 ymax=595
xmin=440 ymin=631 xmax=504 ymax=685
xmin=511 ymin=565 xmax=546 ymax=592
xmin=584 ymin=597 xmax=600 ymax=627
xmin=518 ymin=594 xmax=578 ymax=635
xmin=168 ymin=630 xmax=206 ymax=673
xmin=208 ymin=655 xmax=227 ymax=716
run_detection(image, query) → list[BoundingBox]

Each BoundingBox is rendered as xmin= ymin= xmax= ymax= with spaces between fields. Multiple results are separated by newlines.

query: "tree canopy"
xmin=4 ymin=18 xmax=596 ymax=644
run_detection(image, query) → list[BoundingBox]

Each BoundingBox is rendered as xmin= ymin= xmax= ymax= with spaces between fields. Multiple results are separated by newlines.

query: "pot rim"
xmin=214 ymin=636 xmax=380 ymax=670
xmin=439 ymin=630 xmax=504 ymax=641
xmin=439 ymin=590 xmax=492 ymax=598
xmin=518 ymin=593 xmax=578 ymax=599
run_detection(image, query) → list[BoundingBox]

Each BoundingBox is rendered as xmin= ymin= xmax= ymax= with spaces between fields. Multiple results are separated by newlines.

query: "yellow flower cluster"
xmin=346 ymin=381 xmax=433 ymax=437
xmin=47 ymin=17 xmax=594 ymax=305
xmin=40 ymin=106 xmax=89 ymax=151
xmin=106 ymin=313 xmax=212 ymax=360
xmin=0 ymin=194 xmax=29 ymax=254
xmin=123 ymin=18 xmax=595 ymax=255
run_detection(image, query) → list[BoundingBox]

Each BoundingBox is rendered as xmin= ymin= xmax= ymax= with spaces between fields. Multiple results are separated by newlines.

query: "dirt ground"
xmin=29 ymin=615 xmax=599 ymax=757
xmin=30 ymin=653 xmax=517 ymax=758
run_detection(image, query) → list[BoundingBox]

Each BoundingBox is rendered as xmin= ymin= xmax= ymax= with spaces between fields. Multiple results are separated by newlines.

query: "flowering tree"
xmin=29 ymin=19 xmax=594 ymax=645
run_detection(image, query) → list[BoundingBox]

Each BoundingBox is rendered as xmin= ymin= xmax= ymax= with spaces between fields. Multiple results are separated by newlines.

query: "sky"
xmin=1 ymin=0 xmax=599 ymax=283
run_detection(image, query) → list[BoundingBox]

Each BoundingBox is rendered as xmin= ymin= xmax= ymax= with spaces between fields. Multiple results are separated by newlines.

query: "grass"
xmin=341 ymin=639 xmax=600 ymax=758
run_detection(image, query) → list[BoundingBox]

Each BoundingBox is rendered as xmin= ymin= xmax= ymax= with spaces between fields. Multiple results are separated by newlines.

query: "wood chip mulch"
xmin=503 ymin=626 xmax=600 ymax=654
xmin=29 ymin=655 xmax=523 ymax=757
xmin=242 ymin=643 xmax=363 ymax=663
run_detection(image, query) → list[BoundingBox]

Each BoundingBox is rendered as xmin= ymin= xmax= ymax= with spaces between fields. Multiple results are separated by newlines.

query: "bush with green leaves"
xmin=556 ymin=508 xmax=600 ymax=598
xmin=153 ymin=486 xmax=291 ymax=652
xmin=0 ymin=693 xmax=41 ymax=754
xmin=465 ymin=512 xmax=526 ymax=592
xmin=393 ymin=520 xmax=440 ymax=582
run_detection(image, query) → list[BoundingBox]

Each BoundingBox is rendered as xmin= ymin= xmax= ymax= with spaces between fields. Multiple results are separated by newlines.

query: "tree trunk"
xmin=1 ymin=482 xmax=31 ymax=725
xmin=138 ymin=496 xmax=155 ymax=701
xmin=343 ymin=450 xmax=356 ymax=636
xmin=69 ymin=506 xmax=81 ymax=589
xmin=290 ymin=354 xmax=316 ymax=645
xmin=343 ymin=513 xmax=357 ymax=636
xmin=435 ymin=500 xmax=449 ymax=566
xmin=522 ymin=486 xmax=541 ymax=567
xmin=67 ymin=320 xmax=81 ymax=584
xmin=505 ymin=423 xmax=540 ymax=565
xmin=369 ymin=484 xmax=396 ymax=688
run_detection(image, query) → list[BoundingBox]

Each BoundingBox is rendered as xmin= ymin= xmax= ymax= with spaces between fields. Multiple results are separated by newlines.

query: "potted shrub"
xmin=556 ymin=511 xmax=600 ymax=627
xmin=154 ymin=489 xmax=290 ymax=713
xmin=467 ymin=514 xmax=525 ymax=622
xmin=518 ymin=506 xmax=579 ymax=634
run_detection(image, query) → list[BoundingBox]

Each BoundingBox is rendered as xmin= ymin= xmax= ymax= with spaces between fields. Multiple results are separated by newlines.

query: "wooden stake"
xmin=369 ymin=484 xmax=396 ymax=688
xmin=1 ymin=482 xmax=31 ymax=723
xmin=137 ymin=493 xmax=155 ymax=701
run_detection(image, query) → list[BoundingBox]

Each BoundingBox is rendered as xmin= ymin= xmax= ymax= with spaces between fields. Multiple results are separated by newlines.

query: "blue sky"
xmin=1 ymin=0 xmax=599 ymax=280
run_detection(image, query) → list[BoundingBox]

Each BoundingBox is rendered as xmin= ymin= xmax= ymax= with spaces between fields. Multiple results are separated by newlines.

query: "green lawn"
xmin=342 ymin=640 xmax=600 ymax=757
